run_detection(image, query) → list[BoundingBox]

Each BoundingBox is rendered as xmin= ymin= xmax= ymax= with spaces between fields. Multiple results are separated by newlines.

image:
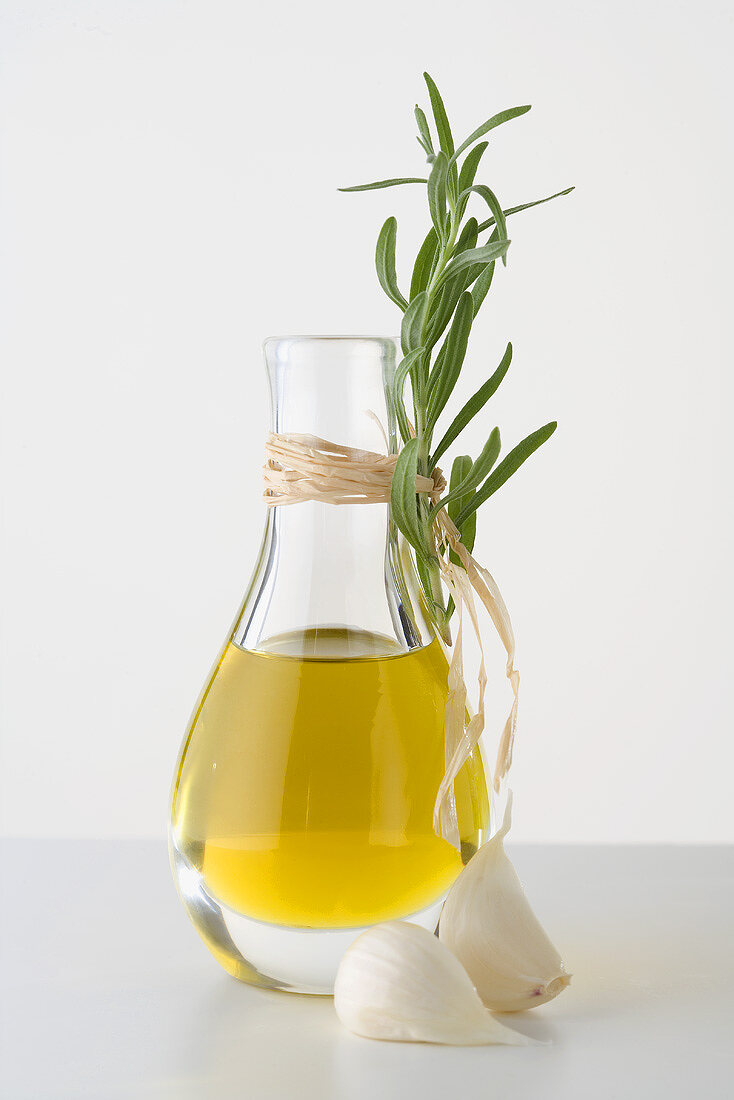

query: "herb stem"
xmin=415 ymin=211 xmax=458 ymax=472
xmin=412 ymin=217 xmax=460 ymax=633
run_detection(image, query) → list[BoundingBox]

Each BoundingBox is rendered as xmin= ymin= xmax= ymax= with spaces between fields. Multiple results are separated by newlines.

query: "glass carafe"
xmin=169 ymin=336 xmax=489 ymax=993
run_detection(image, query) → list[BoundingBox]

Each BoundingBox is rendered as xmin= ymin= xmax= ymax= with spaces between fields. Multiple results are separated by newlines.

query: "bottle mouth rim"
xmin=263 ymin=335 xmax=397 ymax=349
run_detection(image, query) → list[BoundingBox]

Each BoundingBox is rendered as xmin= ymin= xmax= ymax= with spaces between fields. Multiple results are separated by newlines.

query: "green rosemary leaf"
xmin=449 ymin=104 xmax=532 ymax=166
xmin=447 ymin=455 xmax=472 ymax=526
xmin=423 ymin=73 xmax=458 ymax=199
xmin=453 ymin=216 xmax=480 ymax=256
xmin=427 ymin=277 xmax=470 ymax=352
xmin=393 ymin=349 xmax=424 ymax=442
xmin=476 ymin=186 xmax=575 ymax=233
xmin=431 ymin=342 xmax=512 ymax=465
xmin=410 ymin=226 xmax=439 ymax=300
xmin=435 ymin=238 xmax=510 ymax=290
xmin=436 ymin=428 xmax=501 ymax=517
xmin=401 ymin=291 xmax=429 ymax=354
xmin=395 ymin=347 xmax=424 ymax=388
xmin=423 ymin=73 xmax=455 ymax=157
xmin=471 ymin=259 xmax=496 ymax=317
xmin=426 ymin=221 xmax=479 ymax=349
xmin=375 ymin=217 xmax=408 ymax=310
xmin=456 ymin=142 xmax=489 ymax=220
xmin=338 ymin=177 xmax=428 ymax=192
xmin=394 ymin=399 xmax=412 ymax=445
xmin=464 ymin=261 xmax=489 ymax=292
xmin=460 ymin=185 xmax=508 ymax=265
xmin=428 ymin=229 xmax=486 ymax=357
xmin=447 ymin=455 xmax=473 ymax=560
xmin=426 ymin=343 xmax=444 ymax=399
xmin=458 ymin=142 xmax=489 ymax=193
xmin=464 ymin=427 xmax=501 ymax=491
xmin=427 ymin=151 xmax=448 ymax=240
xmin=459 ymin=509 xmax=477 ymax=555
xmin=415 ymin=105 xmax=434 ymax=154
xmin=391 ymin=437 xmax=427 ymax=558
xmin=446 ymin=169 xmax=458 ymax=207
xmin=426 ymin=288 xmax=450 ymax=353
xmin=469 ymin=224 xmax=501 ymax=314
xmin=454 ymin=420 xmax=558 ymax=527
xmin=445 ymin=455 xmax=477 ymax=567
xmin=415 ymin=553 xmax=438 ymax=611
xmin=427 ymin=291 xmax=473 ymax=431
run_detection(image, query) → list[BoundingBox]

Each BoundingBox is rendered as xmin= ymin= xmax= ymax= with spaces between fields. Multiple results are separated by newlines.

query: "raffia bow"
xmin=263 ymin=432 xmax=518 ymax=850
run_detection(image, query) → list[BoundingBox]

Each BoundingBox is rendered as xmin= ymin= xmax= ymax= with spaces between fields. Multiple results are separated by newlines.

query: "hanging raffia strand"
xmin=263 ymin=431 xmax=518 ymax=850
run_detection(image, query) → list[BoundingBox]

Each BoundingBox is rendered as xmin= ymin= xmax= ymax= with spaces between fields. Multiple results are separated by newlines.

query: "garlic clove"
xmin=334 ymin=920 xmax=528 ymax=1045
xmin=439 ymin=792 xmax=571 ymax=1013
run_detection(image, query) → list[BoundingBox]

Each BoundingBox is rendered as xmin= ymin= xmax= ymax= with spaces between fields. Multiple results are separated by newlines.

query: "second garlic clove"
xmin=439 ymin=792 xmax=571 ymax=1013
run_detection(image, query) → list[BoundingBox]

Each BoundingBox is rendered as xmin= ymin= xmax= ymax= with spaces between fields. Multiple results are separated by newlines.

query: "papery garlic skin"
xmin=439 ymin=793 xmax=571 ymax=1013
xmin=334 ymin=920 xmax=528 ymax=1046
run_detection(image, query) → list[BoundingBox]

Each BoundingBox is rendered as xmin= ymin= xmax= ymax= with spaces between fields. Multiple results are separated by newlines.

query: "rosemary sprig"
xmin=340 ymin=73 xmax=573 ymax=638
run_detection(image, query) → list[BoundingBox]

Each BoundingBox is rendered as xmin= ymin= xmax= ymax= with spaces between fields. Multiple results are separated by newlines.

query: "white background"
xmin=1 ymin=0 xmax=732 ymax=843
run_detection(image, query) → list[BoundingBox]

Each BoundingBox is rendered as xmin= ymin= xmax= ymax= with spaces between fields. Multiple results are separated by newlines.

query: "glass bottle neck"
xmin=245 ymin=502 xmax=411 ymax=651
xmin=233 ymin=337 xmax=430 ymax=655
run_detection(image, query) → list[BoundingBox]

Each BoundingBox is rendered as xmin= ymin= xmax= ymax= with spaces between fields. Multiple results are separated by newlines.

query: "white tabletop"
xmin=1 ymin=840 xmax=732 ymax=1099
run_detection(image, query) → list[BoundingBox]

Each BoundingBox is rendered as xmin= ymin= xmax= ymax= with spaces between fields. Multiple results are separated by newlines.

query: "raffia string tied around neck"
xmin=263 ymin=432 xmax=445 ymax=505
xmin=263 ymin=431 xmax=518 ymax=851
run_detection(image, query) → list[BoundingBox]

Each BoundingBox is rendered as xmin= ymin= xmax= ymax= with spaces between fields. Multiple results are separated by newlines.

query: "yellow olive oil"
xmin=171 ymin=628 xmax=488 ymax=930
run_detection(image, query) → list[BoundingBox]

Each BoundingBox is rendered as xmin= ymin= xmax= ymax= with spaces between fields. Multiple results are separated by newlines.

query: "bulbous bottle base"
xmin=168 ymin=338 xmax=491 ymax=991
xmin=170 ymin=830 xmax=447 ymax=994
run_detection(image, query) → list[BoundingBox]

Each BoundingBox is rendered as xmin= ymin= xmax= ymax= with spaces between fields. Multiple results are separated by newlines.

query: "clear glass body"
xmin=169 ymin=337 xmax=489 ymax=993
